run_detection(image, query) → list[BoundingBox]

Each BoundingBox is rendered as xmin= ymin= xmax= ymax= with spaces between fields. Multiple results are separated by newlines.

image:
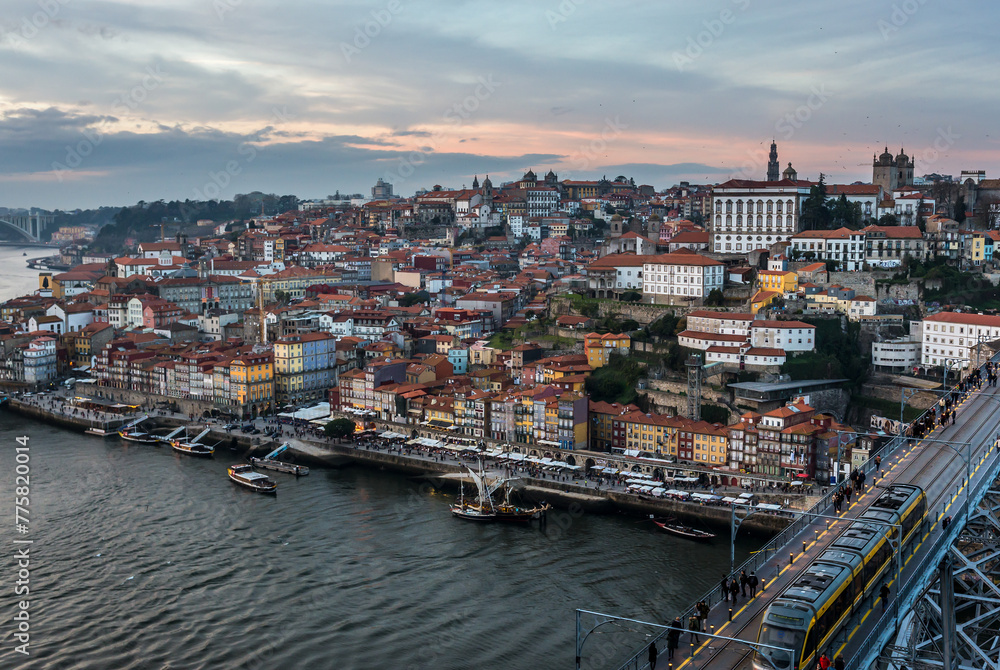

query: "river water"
xmin=0 ymin=245 xmax=43 ymax=301
xmin=0 ymin=416 xmax=754 ymax=669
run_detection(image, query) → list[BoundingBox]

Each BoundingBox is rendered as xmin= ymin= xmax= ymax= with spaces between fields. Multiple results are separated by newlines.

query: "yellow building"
xmin=751 ymin=290 xmax=780 ymax=314
xmin=229 ymin=351 xmax=274 ymax=417
xmin=756 ymin=270 xmax=798 ymax=294
xmin=691 ymin=422 xmax=729 ymax=466
xmin=583 ymin=332 xmax=631 ymax=368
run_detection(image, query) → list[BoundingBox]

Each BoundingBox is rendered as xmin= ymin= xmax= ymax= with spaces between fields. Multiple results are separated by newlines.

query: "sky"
xmin=0 ymin=0 xmax=997 ymax=210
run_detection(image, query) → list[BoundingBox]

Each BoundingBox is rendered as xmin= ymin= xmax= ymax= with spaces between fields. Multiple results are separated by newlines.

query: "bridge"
xmin=0 ymin=213 xmax=55 ymax=242
xmin=586 ymin=356 xmax=1000 ymax=670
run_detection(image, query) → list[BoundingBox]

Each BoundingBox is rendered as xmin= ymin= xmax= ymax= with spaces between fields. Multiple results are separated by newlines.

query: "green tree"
xmin=324 ymin=418 xmax=356 ymax=439
xmin=801 ymin=173 xmax=831 ymax=230
xmin=620 ymin=290 xmax=642 ymax=302
xmin=705 ymin=288 xmax=724 ymax=306
xmin=273 ymin=290 xmax=290 ymax=304
xmin=878 ymin=213 xmax=898 ymax=226
xmin=400 ymin=291 xmax=430 ymax=306
xmin=955 ymin=194 xmax=967 ymax=224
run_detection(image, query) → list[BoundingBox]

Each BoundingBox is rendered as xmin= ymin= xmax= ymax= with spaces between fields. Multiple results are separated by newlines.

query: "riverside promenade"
xmin=2 ymin=391 xmax=802 ymax=536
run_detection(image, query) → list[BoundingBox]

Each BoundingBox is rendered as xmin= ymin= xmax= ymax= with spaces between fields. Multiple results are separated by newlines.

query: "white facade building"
xmin=920 ymin=312 xmax=1000 ymax=369
xmin=790 ymin=228 xmax=866 ymax=271
xmin=749 ymin=321 xmax=816 ymax=352
xmin=872 ymin=337 xmax=920 ymax=372
xmin=641 ymin=252 xmax=724 ymax=303
xmin=685 ymin=311 xmax=756 ymax=337
xmin=710 ymin=179 xmax=811 ymax=253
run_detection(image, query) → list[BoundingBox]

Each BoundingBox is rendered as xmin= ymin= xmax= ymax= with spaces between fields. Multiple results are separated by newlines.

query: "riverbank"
xmin=2 ymin=399 xmax=794 ymax=537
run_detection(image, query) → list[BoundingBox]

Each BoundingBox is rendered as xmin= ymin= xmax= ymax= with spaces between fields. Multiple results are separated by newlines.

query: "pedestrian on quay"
xmin=648 ymin=641 xmax=657 ymax=669
xmin=687 ymin=615 xmax=700 ymax=645
xmin=740 ymin=570 xmax=749 ymax=597
xmin=749 ymin=572 xmax=759 ymax=598
xmin=818 ymin=651 xmax=832 ymax=669
xmin=667 ymin=618 xmax=681 ymax=660
xmin=880 ymin=582 xmax=890 ymax=614
xmin=729 ymin=578 xmax=740 ymax=605
xmin=834 ymin=654 xmax=846 ymax=670
xmin=721 ymin=574 xmax=730 ymax=602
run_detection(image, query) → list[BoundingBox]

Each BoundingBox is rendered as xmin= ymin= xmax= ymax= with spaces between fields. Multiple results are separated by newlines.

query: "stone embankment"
xmin=2 ymin=402 xmax=796 ymax=537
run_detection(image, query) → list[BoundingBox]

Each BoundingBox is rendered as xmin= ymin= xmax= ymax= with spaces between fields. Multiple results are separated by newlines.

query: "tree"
xmin=400 ymin=291 xmax=430 ymax=307
xmin=801 ymin=173 xmax=831 ymax=230
xmin=273 ymin=290 xmax=290 ymax=304
xmin=955 ymin=194 xmax=967 ymax=225
xmin=324 ymin=418 xmax=356 ymax=439
xmin=878 ymin=213 xmax=898 ymax=226
xmin=620 ymin=290 xmax=642 ymax=302
xmin=705 ymin=288 xmax=725 ymax=306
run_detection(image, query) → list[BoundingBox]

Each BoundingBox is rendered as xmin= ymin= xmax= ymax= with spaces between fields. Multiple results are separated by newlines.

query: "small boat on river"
xmin=652 ymin=517 xmax=716 ymax=541
xmin=228 ymin=464 xmax=277 ymax=494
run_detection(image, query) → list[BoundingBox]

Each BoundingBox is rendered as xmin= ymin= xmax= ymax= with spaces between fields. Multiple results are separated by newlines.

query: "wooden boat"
xmin=249 ymin=457 xmax=309 ymax=476
xmin=172 ymin=441 xmax=215 ymax=457
xmin=228 ymin=464 xmax=277 ymax=494
xmin=493 ymin=481 xmax=550 ymax=522
xmin=652 ymin=517 xmax=716 ymax=541
xmin=451 ymin=464 xmax=496 ymax=521
xmin=494 ymin=502 xmax=551 ymax=522
xmin=117 ymin=428 xmax=160 ymax=444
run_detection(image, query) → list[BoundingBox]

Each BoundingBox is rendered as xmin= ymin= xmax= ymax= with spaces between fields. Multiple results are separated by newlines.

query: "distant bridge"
xmin=0 ymin=213 xmax=55 ymax=242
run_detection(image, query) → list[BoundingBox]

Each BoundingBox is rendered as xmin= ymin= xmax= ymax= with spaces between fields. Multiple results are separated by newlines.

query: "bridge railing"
xmin=849 ymin=438 xmax=1000 ymax=669
xmin=613 ymin=359 xmax=997 ymax=670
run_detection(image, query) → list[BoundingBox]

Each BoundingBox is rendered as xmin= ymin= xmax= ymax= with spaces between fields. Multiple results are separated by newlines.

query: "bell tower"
xmin=767 ymin=141 xmax=779 ymax=181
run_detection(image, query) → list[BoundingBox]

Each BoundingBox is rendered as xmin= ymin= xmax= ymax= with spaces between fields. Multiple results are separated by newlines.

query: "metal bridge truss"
xmin=879 ymin=480 xmax=1000 ymax=670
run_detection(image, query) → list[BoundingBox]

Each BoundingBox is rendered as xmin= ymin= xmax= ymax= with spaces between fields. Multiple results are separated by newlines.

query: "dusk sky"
xmin=1 ymin=0 xmax=997 ymax=210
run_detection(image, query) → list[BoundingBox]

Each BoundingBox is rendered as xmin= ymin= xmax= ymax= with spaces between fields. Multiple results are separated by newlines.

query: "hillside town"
xmin=4 ymin=144 xmax=1000 ymax=487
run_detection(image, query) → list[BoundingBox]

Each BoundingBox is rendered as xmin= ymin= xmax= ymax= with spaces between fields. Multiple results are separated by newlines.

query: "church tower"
xmin=482 ymin=175 xmax=493 ymax=206
xmin=782 ymin=162 xmax=798 ymax=181
xmin=873 ymin=146 xmax=896 ymax=193
xmin=767 ymin=141 xmax=779 ymax=181
xmin=472 ymin=175 xmax=479 ymax=189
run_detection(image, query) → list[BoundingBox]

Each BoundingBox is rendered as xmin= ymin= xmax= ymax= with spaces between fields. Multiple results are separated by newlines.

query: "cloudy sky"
xmin=0 ymin=0 xmax=996 ymax=210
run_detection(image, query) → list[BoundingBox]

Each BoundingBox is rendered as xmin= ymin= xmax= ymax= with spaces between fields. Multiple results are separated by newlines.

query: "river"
xmin=0 ymin=416 xmax=753 ymax=669
xmin=0 ymin=246 xmax=43 ymax=301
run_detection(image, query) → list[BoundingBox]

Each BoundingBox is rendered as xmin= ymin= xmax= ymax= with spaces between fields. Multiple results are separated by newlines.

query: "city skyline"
xmin=1 ymin=0 xmax=997 ymax=209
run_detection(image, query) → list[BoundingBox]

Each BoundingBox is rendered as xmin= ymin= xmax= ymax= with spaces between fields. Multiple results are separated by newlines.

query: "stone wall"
xmin=76 ymin=383 xmax=220 ymax=419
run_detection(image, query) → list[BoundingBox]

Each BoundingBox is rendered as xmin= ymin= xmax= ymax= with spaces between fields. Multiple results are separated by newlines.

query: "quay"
xmin=2 ymin=397 xmax=798 ymax=537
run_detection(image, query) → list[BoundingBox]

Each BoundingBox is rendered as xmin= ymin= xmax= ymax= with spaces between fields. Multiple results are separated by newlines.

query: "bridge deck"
xmin=631 ymin=379 xmax=1000 ymax=670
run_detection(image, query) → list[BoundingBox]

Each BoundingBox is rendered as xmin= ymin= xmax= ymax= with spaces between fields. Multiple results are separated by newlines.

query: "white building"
xmin=920 ymin=312 xmax=1000 ymax=369
xmin=862 ymin=225 xmax=926 ymax=267
xmin=749 ymin=320 xmax=816 ymax=352
xmin=641 ymin=251 xmax=724 ymax=304
xmin=586 ymin=254 xmax=646 ymax=299
xmin=23 ymin=336 xmax=57 ymax=384
xmin=872 ymin=337 xmax=921 ymax=372
xmin=685 ymin=310 xmax=756 ymax=336
xmin=789 ymin=228 xmax=866 ymax=271
xmin=710 ymin=178 xmax=811 ymax=253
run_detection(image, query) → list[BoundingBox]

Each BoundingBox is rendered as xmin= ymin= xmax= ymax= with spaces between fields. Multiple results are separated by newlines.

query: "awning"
xmin=428 ymin=419 xmax=453 ymax=428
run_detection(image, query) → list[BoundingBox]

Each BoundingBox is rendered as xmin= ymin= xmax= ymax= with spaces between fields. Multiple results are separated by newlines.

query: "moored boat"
xmin=652 ymin=517 xmax=716 ymax=541
xmin=228 ymin=464 xmax=277 ymax=494
xmin=494 ymin=501 xmax=551 ymax=522
xmin=451 ymin=463 xmax=497 ymax=521
xmin=249 ymin=456 xmax=309 ymax=476
xmin=117 ymin=428 xmax=160 ymax=444
xmin=172 ymin=441 xmax=215 ymax=457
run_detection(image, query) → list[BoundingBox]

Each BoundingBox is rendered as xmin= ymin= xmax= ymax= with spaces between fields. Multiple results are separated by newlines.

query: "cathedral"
xmin=872 ymin=147 xmax=914 ymax=193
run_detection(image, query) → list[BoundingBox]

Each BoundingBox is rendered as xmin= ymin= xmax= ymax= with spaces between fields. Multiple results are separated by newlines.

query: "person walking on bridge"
xmin=749 ymin=572 xmax=759 ymax=598
xmin=880 ymin=582 xmax=891 ymax=614
xmin=740 ymin=570 xmax=749 ymax=597
xmin=688 ymin=615 xmax=700 ymax=644
xmin=667 ymin=617 xmax=682 ymax=660
xmin=647 ymin=641 xmax=657 ymax=670
xmin=721 ymin=574 xmax=730 ymax=602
